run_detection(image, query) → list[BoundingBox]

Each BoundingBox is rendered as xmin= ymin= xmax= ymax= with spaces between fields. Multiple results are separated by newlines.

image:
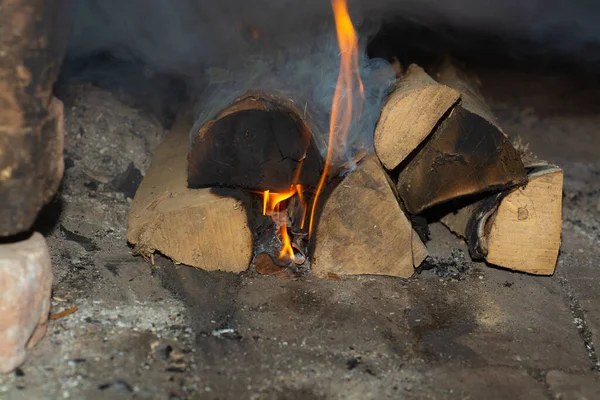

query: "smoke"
xmin=189 ymin=32 xmax=395 ymax=161
xmin=65 ymin=0 xmax=600 ymax=161
xmin=67 ymin=0 xmax=398 ymax=163
xmin=68 ymin=0 xmax=600 ymax=74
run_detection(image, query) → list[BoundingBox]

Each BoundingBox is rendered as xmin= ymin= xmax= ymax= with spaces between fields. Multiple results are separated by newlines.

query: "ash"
xmin=417 ymin=248 xmax=473 ymax=280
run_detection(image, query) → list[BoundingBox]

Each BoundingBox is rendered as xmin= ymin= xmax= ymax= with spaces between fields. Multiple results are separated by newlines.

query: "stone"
xmin=0 ymin=0 xmax=71 ymax=236
xmin=0 ymin=233 xmax=53 ymax=373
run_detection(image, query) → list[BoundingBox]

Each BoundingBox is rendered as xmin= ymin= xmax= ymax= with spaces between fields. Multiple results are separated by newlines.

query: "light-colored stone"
xmin=0 ymin=233 xmax=52 ymax=373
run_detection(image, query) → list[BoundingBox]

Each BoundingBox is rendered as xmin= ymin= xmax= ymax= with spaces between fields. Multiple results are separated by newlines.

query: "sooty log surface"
xmin=188 ymin=108 xmax=323 ymax=192
xmin=397 ymin=106 xmax=527 ymax=214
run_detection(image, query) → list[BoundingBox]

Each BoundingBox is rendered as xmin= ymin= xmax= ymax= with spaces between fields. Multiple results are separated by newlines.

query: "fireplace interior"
xmin=1 ymin=0 xmax=599 ymax=398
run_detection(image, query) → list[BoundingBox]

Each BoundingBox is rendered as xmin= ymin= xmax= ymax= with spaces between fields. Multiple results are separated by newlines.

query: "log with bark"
xmin=127 ymin=114 xmax=253 ymax=273
xmin=442 ymin=146 xmax=563 ymax=275
xmin=187 ymin=91 xmax=324 ymax=192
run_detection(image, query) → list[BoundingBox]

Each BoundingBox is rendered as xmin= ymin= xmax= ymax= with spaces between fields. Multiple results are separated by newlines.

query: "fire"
xmin=257 ymin=0 xmax=363 ymax=261
xmin=261 ymin=185 xmax=306 ymax=261
xmin=309 ymin=0 xmax=364 ymax=236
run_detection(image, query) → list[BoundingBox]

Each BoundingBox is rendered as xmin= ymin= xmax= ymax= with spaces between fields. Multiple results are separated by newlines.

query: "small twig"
xmin=50 ymin=306 xmax=79 ymax=320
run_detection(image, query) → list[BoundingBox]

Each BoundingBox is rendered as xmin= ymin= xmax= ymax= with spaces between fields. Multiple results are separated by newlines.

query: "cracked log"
xmin=187 ymin=91 xmax=324 ymax=192
xmin=0 ymin=0 xmax=71 ymax=236
xmin=374 ymin=64 xmax=460 ymax=170
xmin=312 ymin=154 xmax=428 ymax=278
xmin=128 ymin=114 xmax=253 ymax=272
xmin=396 ymin=60 xmax=527 ymax=215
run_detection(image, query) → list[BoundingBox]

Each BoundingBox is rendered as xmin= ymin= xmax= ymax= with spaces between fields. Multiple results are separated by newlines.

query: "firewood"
xmin=442 ymin=164 xmax=563 ymax=275
xmin=127 ymin=115 xmax=252 ymax=273
xmin=374 ymin=64 xmax=460 ymax=170
xmin=187 ymin=90 xmax=324 ymax=192
xmin=312 ymin=154 xmax=428 ymax=278
xmin=396 ymin=62 xmax=527 ymax=215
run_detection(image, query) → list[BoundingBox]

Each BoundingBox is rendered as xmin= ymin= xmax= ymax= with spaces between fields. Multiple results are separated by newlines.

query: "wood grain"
xmin=127 ymin=115 xmax=252 ymax=273
xmin=374 ymin=64 xmax=460 ymax=170
xmin=486 ymin=167 xmax=563 ymax=274
xmin=312 ymin=154 xmax=428 ymax=278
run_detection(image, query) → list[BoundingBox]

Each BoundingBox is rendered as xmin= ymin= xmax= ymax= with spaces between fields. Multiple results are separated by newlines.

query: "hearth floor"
xmin=1 ymin=70 xmax=599 ymax=399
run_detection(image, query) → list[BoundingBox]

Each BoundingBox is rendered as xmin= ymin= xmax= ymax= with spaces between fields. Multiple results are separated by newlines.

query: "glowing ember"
xmin=309 ymin=0 xmax=365 ymax=236
xmin=261 ymin=184 xmax=306 ymax=262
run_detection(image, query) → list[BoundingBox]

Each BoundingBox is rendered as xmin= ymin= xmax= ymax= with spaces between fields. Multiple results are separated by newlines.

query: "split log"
xmin=127 ymin=115 xmax=252 ymax=273
xmin=374 ymin=64 xmax=460 ymax=170
xmin=442 ymin=164 xmax=563 ymax=275
xmin=312 ymin=154 xmax=428 ymax=278
xmin=396 ymin=106 xmax=527 ymax=214
xmin=396 ymin=61 xmax=527 ymax=215
xmin=187 ymin=91 xmax=324 ymax=192
xmin=433 ymin=60 xmax=562 ymax=274
xmin=0 ymin=0 xmax=71 ymax=236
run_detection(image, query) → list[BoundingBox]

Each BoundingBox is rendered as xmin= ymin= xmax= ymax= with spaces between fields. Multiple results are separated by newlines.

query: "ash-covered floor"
xmin=1 ymin=68 xmax=599 ymax=400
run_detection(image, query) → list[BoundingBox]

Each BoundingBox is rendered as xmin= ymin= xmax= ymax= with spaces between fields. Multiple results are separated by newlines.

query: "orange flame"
xmin=261 ymin=184 xmax=306 ymax=261
xmin=255 ymin=0 xmax=363 ymax=258
xmin=309 ymin=0 xmax=365 ymax=236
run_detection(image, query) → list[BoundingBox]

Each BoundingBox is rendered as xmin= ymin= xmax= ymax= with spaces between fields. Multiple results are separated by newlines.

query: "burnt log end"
xmin=187 ymin=91 xmax=323 ymax=192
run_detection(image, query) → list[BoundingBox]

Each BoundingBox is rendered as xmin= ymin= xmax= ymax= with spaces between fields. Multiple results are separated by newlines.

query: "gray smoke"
xmin=68 ymin=0 xmax=600 ymax=74
xmin=67 ymin=0 xmax=600 ymax=162
xmin=189 ymin=32 xmax=395 ymax=163
xmin=68 ymin=0 xmax=398 ymax=164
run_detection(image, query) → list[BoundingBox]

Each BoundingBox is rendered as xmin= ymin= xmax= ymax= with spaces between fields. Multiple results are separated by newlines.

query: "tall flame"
xmin=309 ymin=0 xmax=364 ymax=236
xmin=257 ymin=0 xmax=363 ymax=261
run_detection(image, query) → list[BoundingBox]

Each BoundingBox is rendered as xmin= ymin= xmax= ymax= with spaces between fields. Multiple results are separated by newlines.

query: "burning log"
xmin=395 ymin=61 xmax=528 ymax=215
xmin=374 ymin=64 xmax=460 ymax=170
xmin=312 ymin=154 xmax=428 ymax=278
xmin=127 ymin=115 xmax=252 ymax=272
xmin=187 ymin=91 xmax=324 ymax=192
xmin=442 ymin=147 xmax=563 ymax=275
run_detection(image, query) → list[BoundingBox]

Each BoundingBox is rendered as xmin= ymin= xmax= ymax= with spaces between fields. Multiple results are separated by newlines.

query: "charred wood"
xmin=187 ymin=91 xmax=324 ymax=192
xmin=395 ymin=59 xmax=527 ymax=214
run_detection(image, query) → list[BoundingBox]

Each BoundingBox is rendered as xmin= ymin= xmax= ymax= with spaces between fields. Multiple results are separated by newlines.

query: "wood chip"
xmin=326 ymin=272 xmax=342 ymax=281
xmin=50 ymin=306 xmax=78 ymax=320
xmin=255 ymin=254 xmax=294 ymax=278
